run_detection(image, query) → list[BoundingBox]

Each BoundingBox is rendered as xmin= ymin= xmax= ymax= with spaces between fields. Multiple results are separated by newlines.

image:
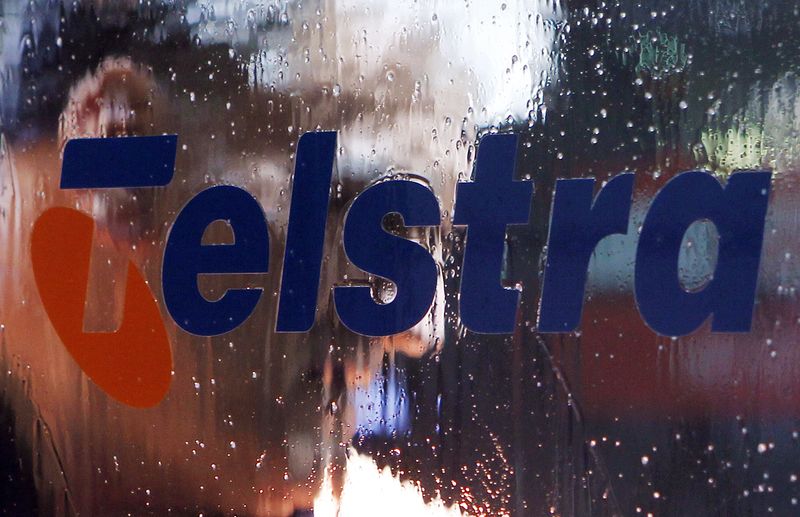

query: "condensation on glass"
xmin=0 ymin=0 xmax=799 ymax=515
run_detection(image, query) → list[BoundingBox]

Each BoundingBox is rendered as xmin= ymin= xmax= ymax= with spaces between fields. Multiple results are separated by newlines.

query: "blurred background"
xmin=1 ymin=0 xmax=800 ymax=515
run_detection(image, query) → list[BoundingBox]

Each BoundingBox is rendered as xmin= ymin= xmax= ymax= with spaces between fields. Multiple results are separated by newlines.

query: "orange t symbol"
xmin=31 ymin=207 xmax=172 ymax=408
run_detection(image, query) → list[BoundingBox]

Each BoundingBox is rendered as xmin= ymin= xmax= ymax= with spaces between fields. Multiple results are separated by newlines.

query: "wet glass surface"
xmin=1 ymin=1 xmax=800 ymax=515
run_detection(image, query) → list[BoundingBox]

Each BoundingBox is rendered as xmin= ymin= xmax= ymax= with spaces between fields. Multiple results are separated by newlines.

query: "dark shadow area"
xmin=0 ymin=402 xmax=38 ymax=515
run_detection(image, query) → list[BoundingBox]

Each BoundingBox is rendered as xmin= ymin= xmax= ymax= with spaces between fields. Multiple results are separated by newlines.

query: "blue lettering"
xmin=276 ymin=132 xmax=337 ymax=332
xmin=538 ymin=173 xmax=634 ymax=332
xmin=453 ymin=134 xmax=533 ymax=333
xmin=635 ymin=171 xmax=771 ymax=336
xmin=163 ymin=186 xmax=269 ymax=336
xmin=333 ymin=180 xmax=440 ymax=337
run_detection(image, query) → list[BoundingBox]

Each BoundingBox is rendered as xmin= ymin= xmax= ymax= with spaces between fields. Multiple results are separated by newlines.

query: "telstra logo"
xmin=31 ymin=132 xmax=772 ymax=407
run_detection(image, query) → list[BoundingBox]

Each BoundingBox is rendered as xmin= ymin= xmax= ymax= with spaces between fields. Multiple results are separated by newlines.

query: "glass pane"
xmin=1 ymin=1 xmax=798 ymax=515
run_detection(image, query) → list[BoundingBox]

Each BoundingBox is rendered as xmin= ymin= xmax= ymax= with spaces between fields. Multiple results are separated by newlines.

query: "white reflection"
xmin=325 ymin=0 xmax=561 ymax=125
xmin=314 ymin=448 xmax=463 ymax=517
xmin=240 ymin=0 xmax=562 ymax=185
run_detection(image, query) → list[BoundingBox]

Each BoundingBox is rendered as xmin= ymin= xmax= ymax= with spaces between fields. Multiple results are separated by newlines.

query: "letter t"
xmin=453 ymin=134 xmax=533 ymax=333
